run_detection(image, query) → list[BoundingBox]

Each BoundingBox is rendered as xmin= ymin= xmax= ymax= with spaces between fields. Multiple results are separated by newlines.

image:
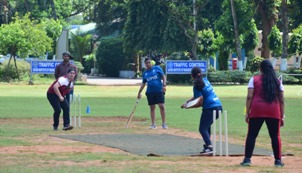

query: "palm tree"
xmin=70 ymin=31 xmax=92 ymax=64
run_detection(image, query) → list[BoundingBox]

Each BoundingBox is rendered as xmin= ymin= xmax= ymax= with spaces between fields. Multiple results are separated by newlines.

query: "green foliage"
xmin=0 ymin=13 xmax=52 ymax=58
xmin=70 ymin=32 xmax=92 ymax=64
xmin=10 ymin=0 xmax=97 ymax=21
xmin=0 ymin=60 xmax=30 ymax=81
xmin=95 ymin=0 xmax=127 ymax=36
xmin=214 ymin=32 xmax=230 ymax=70
xmin=242 ymin=20 xmax=258 ymax=55
xmin=288 ymin=33 xmax=302 ymax=55
xmin=207 ymin=70 xmax=251 ymax=84
xmin=96 ymin=37 xmax=130 ymax=77
xmin=198 ymin=29 xmax=217 ymax=58
xmin=83 ymin=53 xmax=97 ymax=73
xmin=74 ymin=61 xmax=84 ymax=73
xmin=288 ymin=25 xmax=302 ymax=55
xmin=268 ymin=25 xmax=282 ymax=57
xmin=248 ymin=56 xmax=264 ymax=73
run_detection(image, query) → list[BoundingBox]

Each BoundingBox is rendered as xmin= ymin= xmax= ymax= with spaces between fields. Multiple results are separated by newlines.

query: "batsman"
xmin=137 ymin=57 xmax=168 ymax=129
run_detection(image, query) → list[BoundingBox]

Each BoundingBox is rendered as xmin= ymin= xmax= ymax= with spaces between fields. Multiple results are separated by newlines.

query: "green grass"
xmin=0 ymin=84 xmax=301 ymax=172
xmin=0 ymin=85 xmax=301 ymax=144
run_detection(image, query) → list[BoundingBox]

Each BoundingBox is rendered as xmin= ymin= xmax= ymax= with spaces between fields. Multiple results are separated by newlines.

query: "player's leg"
xmin=265 ymin=118 xmax=284 ymax=167
xmin=146 ymin=92 xmax=157 ymax=129
xmin=61 ymin=99 xmax=73 ymax=130
xmin=156 ymin=92 xmax=167 ymax=129
xmin=47 ymin=93 xmax=61 ymax=130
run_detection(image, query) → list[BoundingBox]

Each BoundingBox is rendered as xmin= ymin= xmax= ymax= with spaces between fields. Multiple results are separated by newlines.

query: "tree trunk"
xmin=192 ymin=0 xmax=197 ymax=60
xmin=4 ymin=55 xmax=12 ymax=81
xmin=258 ymin=2 xmax=277 ymax=59
xmin=24 ymin=0 xmax=30 ymax=12
xmin=50 ymin=0 xmax=57 ymax=20
xmin=230 ymin=0 xmax=243 ymax=70
xmin=13 ymin=55 xmax=20 ymax=80
xmin=281 ymin=0 xmax=289 ymax=71
xmin=192 ymin=39 xmax=197 ymax=60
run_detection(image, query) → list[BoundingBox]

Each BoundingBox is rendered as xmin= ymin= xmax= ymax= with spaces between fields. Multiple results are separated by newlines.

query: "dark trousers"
xmin=244 ymin=118 xmax=282 ymax=160
xmin=199 ymin=106 xmax=222 ymax=146
xmin=47 ymin=93 xmax=70 ymax=128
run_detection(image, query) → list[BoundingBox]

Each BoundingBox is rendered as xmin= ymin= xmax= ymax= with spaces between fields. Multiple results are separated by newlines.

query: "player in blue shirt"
xmin=181 ymin=67 xmax=222 ymax=155
xmin=137 ymin=57 xmax=168 ymax=129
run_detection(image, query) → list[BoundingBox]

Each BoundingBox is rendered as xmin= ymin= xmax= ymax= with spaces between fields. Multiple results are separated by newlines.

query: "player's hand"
xmin=59 ymin=96 xmax=64 ymax=102
xmin=281 ymin=119 xmax=284 ymax=127
xmin=245 ymin=114 xmax=249 ymax=123
xmin=137 ymin=93 xmax=142 ymax=99
xmin=162 ymin=86 xmax=166 ymax=92
xmin=181 ymin=103 xmax=187 ymax=109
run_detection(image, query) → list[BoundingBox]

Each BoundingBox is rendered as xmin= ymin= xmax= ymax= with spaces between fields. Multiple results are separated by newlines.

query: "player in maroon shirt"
xmin=241 ymin=60 xmax=285 ymax=167
xmin=47 ymin=68 xmax=76 ymax=131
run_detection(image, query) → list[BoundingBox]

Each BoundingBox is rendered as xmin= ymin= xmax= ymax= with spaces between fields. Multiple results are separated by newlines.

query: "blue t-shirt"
xmin=193 ymin=77 xmax=222 ymax=109
xmin=142 ymin=66 xmax=164 ymax=92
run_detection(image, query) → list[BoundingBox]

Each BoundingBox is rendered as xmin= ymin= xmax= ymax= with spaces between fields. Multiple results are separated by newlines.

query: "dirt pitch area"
xmin=0 ymin=117 xmax=301 ymax=173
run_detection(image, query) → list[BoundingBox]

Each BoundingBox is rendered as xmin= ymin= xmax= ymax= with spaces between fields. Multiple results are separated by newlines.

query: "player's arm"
xmin=187 ymin=96 xmax=203 ymax=109
xmin=279 ymin=91 xmax=285 ymax=126
xmin=53 ymin=82 xmax=64 ymax=101
xmin=161 ymin=74 xmax=166 ymax=92
xmin=181 ymin=97 xmax=194 ymax=108
xmin=245 ymin=88 xmax=254 ymax=123
xmin=137 ymin=83 xmax=146 ymax=99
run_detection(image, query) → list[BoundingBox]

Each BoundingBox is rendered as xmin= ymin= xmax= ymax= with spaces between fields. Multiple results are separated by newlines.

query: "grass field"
xmin=0 ymin=84 xmax=301 ymax=172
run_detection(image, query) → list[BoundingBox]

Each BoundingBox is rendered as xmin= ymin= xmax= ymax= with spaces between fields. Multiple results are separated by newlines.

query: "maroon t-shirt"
xmin=249 ymin=75 xmax=282 ymax=119
xmin=47 ymin=76 xmax=74 ymax=96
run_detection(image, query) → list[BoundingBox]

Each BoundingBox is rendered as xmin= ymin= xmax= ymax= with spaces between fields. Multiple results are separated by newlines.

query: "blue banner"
xmin=30 ymin=60 xmax=61 ymax=74
xmin=30 ymin=60 xmax=74 ymax=74
xmin=166 ymin=60 xmax=207 ymax=74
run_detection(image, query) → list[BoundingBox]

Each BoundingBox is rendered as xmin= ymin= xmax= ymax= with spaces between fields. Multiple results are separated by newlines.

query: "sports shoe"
xmin=63 ymin=125 xmax=73 ymax=131
xmin=274 ymin=159 xmax=284 ymax=167
xmin=162 ymin=123 xmax=168 ymax=129
xmin=200 ymin=145 xmax=213 ymax=155
xmin=149 ymin=124 xmax=157 ymax=129
xmin=53 ymin=127 xmax=58 ymax=131
xmin=240 ymin=158 xmax=251 ymax=166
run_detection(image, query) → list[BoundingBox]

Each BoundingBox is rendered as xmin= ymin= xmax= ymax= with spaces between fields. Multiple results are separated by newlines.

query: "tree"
xmin=40 ymin=18 xmax=62 ymax=58
xmin=1 ymin=0 xmax=98 ymax=24
xmin=230 ymin=0 xmax=243 ymax=70
xmin=158 ymin=0 xmax=209 ymax=59
xmin=280 ymin=0 xmax=289 ymax=71
xmin=95 ymin=0 xmax=127 ymax=36
xmin=268 ymin=25 xmax=282 ymax=68
xmin=198 ymin=29 xmax=217 ymax=59
xmin=241 ymin=20 xmax=259 ymax=68
xmin=288 ymin=25 xmax=302 ymax=68
xmin=215 ymin=32 xmax=231 ymax=70
xmin=215 ymin=0 xmax=256 ymax=70
xmin=0 ymin=13 xmax=52 ymax=80
xmin=253 ymin=0 xmax=280 ymax=59
xmin=69 ymin=31 xmax=92 ymax=64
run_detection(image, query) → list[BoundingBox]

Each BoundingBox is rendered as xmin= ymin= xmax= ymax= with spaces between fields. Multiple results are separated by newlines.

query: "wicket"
xmin=70 ymin=94 xmax=82 ymax=128
xmin=212 ymin=110 xmax=228 ymax=156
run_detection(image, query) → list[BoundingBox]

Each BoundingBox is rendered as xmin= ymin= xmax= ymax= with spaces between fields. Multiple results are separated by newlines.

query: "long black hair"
xmin=259 ymin=60 xmax=281 ymax=103
xmin=191 ymin=67 xmax=205 ymax=90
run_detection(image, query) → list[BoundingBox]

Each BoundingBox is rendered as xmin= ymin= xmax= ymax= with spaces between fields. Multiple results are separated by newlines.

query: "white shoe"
xmin=149 ymin=124 xmax=157 ymax=129
xmin=162 ymin=123 xmax=168 ymax=129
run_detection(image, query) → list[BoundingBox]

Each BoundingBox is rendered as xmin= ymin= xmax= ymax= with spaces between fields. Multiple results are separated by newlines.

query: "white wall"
xmin=55 ymin=30 xmax=69 ymax=60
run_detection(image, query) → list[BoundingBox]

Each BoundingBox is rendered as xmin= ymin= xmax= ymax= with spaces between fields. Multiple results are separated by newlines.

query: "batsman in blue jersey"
xmin=137 ymin=57 xmax=168 ymax=129
xmin=181 ymin=67 xmax=223 ymax=155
